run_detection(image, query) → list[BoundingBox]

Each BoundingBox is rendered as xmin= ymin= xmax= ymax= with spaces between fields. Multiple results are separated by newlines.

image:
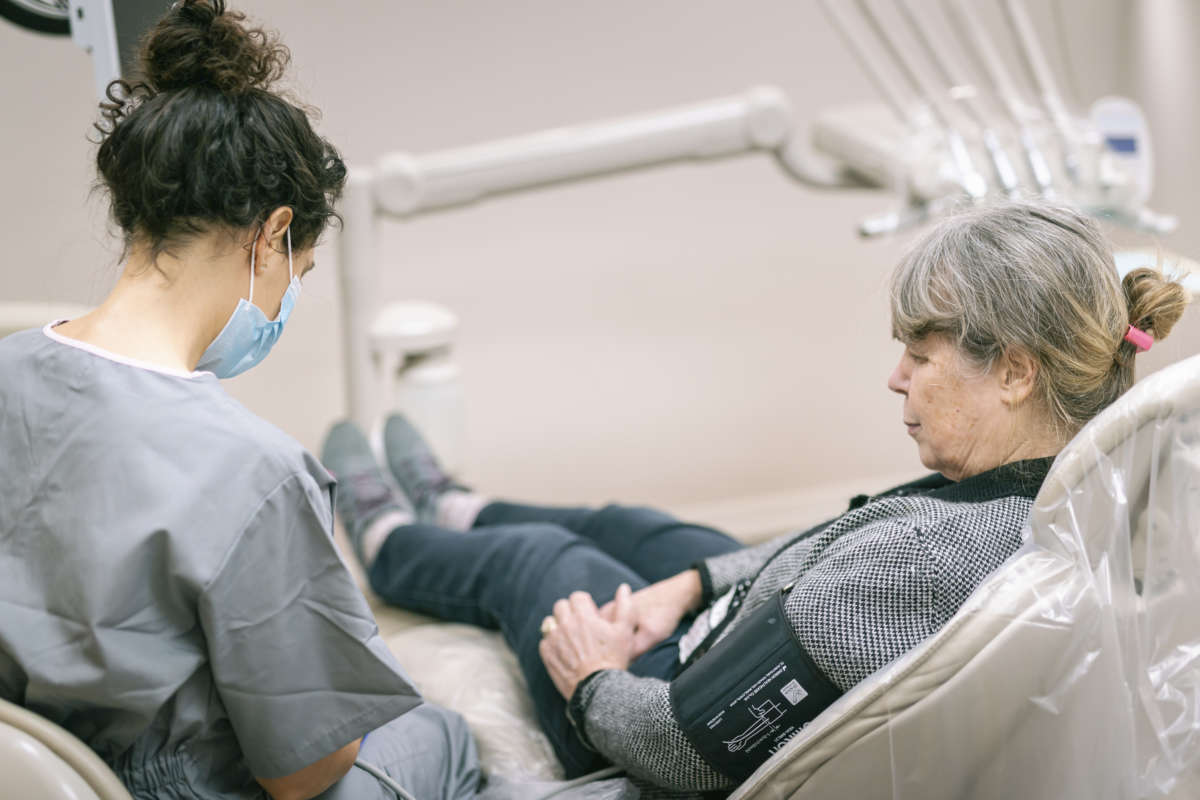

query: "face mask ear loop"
xmin=286 ymin=227 xmax=294 ymax=281
xmin=248 ymin=226 xmax=261 ymax=303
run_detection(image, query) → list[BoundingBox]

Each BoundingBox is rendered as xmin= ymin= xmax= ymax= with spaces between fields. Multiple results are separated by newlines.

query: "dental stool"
xmin=0 ymin=696 xmax=133 ymax=800
xmin=375 ymin=352 xmax=1200 ymax=797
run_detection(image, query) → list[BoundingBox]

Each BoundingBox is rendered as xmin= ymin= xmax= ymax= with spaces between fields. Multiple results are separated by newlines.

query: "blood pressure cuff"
xmin=669 ymin=590 xmax=843 ymax=782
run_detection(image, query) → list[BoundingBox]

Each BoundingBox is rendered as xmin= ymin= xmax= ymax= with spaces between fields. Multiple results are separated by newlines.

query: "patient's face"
xmin=887 ymin=335 xmax=1011 ymax=481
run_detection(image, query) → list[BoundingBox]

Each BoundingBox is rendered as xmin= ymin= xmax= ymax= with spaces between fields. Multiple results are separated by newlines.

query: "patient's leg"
xmin=334 ymin=419 xmax=706 ymax=775
xmin=475 ymin=503 xmax=742 ymax=584
xmin=368 ymin=520 xmax=671 ymax=777
xmin=379 ymin=414 xmax=741 ymax=582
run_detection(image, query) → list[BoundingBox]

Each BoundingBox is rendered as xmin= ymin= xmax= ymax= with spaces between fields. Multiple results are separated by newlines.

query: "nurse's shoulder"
xmin=1 ymin=325 xmax=333 ymax=583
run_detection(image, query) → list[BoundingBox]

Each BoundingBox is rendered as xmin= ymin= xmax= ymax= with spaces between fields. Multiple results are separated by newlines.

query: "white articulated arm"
xmin=372 ymin=87 xmax=796 ymax=218
xmin=339 ymin=85 xmax=851 ymax=426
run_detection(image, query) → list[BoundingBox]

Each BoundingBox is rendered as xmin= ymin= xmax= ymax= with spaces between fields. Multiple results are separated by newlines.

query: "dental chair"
xmin=379 ymin=351 xmax=1200 ymax=798
xmin=0 ymin=696 xmax=133 ymax=800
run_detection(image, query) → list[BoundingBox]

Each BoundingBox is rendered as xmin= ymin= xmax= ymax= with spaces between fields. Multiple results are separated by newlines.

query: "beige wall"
xmin=2 ymin=1 xmax=1196 ymax=511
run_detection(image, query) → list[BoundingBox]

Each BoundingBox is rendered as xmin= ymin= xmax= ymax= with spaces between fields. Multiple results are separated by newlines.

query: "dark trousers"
xmin=367 ymin=502 xmax=743 ymax=777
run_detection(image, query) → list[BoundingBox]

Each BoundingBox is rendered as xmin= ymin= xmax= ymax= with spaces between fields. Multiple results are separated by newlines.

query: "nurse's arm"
xmin=255 ymin=737 xmax=362 ymax=800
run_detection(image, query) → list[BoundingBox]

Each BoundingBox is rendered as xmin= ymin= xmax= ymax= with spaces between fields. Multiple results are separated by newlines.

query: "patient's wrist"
xmin=673 ymin=569 xmax=703 ymax=614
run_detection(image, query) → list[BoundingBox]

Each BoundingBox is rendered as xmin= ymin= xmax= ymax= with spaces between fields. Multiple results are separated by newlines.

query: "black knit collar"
xmin=870 ymin=456 xmax=1055 ymax=506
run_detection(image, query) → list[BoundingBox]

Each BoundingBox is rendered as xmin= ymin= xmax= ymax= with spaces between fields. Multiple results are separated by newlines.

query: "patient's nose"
xmin=888 ymin=359 xmax=908 ymax=395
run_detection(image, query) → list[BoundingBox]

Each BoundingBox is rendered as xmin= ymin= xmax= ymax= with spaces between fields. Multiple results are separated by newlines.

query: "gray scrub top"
xmin=0 ymin=325 xmax=421 ymax=799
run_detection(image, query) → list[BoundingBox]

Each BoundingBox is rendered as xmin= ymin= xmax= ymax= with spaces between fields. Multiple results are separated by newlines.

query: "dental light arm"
xmin=372 ymin=87 xmax=824 ymax=219
xmin=338 ymin=87 xmax=855 ymax=426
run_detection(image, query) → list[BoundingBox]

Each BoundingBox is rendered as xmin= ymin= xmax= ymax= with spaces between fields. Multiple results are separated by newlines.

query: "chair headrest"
xmin=1032 ymin=351 xmax=1200 ymax=567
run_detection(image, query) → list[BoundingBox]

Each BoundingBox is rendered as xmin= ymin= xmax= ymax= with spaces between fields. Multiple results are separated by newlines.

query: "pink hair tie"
xmin=1124 ymin=324 xmax=1153 ymax=353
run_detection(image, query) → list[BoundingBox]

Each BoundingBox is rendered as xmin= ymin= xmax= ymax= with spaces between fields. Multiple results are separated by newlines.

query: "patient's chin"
xmin=916 ymin=447 xmax=947 ymax=479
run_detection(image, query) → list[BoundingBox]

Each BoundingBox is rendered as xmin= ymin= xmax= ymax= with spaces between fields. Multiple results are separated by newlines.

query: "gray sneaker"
xmin=321 ymin=420 xmax=413 ymax=563
xmin=382 ymin=413 xmax=468 ymax=524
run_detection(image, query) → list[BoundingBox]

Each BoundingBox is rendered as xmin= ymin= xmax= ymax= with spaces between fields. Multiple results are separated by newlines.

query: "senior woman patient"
xmin=323 ymin=201 xmax=1188 ymax=794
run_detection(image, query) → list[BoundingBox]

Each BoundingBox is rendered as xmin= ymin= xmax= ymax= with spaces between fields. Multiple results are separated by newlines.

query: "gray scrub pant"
xmin=318 ymin=704 xmax=482 ymax=800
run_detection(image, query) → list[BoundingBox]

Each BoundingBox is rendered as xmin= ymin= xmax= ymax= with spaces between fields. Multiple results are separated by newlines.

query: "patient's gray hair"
xmin=891 ymin=201 xmax=1189 ymax=434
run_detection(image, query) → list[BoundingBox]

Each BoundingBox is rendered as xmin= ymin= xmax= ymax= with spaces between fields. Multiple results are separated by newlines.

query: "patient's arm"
xmin=570 ymin=671 xmax=732 ymax=792
xmin=600 ymin=569 xmax=703 ymax=659
xmin=699 ymin=520 xmax=830 ymax=602
xmin=542 ymin=590 xmax=728 ymax=788
xmin=256 ymin=738 xmax=361 ymax=800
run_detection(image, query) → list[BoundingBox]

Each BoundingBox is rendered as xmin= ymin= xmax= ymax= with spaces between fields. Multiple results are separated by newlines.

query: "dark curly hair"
xmin=94 ymin=0 xmax=346 ymax=258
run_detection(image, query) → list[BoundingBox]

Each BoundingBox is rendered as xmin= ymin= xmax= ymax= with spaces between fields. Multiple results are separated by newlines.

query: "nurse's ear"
xmin=261 ymin=206 xmax=295 ymax=262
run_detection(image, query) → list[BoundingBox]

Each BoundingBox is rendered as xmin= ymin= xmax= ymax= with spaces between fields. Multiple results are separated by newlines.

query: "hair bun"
xmin=1123 ymin=265 xmax=1190 ymax=343
xmin=139 ymin=0 xmax=289 ymax=95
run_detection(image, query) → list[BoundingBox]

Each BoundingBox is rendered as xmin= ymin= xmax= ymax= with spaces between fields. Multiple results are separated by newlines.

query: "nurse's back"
xmin=0 ymin=326 xmax=335 ymax=795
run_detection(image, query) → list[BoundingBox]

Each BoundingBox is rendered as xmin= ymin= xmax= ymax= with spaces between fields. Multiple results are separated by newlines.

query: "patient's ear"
xmin=998 ymin=347 xmax=1038 ymax=406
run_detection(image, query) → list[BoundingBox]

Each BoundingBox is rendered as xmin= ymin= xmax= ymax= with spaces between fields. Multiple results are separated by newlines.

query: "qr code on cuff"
xmin=781 ymin=679 xmax=808 ymax=705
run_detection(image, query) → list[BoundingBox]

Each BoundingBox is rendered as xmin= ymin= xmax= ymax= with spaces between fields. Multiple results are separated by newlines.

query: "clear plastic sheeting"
xmin=731 ymin=352 xmax=1200 ymax=800
xmin=1035 ymin=353 xmax=1200 ymax=798
xmin=477 ymin=775 xmax=639 ymax=800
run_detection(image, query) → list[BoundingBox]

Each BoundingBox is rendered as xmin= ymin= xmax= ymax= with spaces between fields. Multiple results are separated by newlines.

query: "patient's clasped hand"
xmin=320 ymin=200 xmax=1191 ymax=796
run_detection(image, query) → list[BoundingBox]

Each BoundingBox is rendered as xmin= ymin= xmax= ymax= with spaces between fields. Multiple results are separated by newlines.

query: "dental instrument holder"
xmin=814 ymin=0 xmax=1177 ymax=238
xmin=369 ymin=301 xmax=464 ymax=474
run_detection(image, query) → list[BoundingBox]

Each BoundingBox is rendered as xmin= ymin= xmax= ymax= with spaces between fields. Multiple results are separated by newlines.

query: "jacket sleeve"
xmin=569 ymin=670 xmax=733 ymax=792
xmin=696 ymin=520 xmax=829 ymax=604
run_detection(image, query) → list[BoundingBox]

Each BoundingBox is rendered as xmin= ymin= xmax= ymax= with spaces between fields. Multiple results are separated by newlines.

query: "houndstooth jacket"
xmin=568 ymin=458 xmax=1053 ymax=795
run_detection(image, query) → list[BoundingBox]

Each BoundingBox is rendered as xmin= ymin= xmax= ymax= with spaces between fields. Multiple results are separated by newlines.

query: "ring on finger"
xmin=540 ymin=616 xmax=558 ymax=636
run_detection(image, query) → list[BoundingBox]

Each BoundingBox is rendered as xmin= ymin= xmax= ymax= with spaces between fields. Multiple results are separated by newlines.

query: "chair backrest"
xmin=0 ymin=698 xmax=133 ymax=800
xmin=0 ymin=302 xmax=91 ymax=340
xmin=732 ymin=353 xmax=1200 ymax=800
xmin=1031 ymin=352 xmax=1200 ymax=796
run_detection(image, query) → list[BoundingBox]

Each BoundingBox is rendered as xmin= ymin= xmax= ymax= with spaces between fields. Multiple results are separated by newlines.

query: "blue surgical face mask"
xmin=196 ymin=227 xmax=302 ymax=379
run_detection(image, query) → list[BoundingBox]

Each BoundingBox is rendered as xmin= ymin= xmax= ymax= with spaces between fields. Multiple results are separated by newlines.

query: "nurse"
xmin=0 ymin=2 xmax=480 ymax=799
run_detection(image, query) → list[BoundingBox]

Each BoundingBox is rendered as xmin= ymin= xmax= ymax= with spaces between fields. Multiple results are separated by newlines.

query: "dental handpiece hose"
xmin=895 ymin=0 xmax=1018 ymax=195
xmin=855 ymin=0 xmax=987 ymax=199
